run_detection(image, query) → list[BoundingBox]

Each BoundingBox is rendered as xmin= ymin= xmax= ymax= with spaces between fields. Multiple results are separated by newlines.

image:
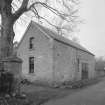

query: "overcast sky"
xmin=14 ymin=0 xmax=105 ymax=57
xmin=78 ymin=0 xmax=105 ymax=57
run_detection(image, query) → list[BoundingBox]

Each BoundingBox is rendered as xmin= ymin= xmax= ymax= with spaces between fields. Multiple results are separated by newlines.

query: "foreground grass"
xmin=20 ymin=77 xmax=103 ymax=105
xmin=21 ymin=85 xmax=70 ymax=105
xmin=0 ymin=77 xmax=102 ymax=105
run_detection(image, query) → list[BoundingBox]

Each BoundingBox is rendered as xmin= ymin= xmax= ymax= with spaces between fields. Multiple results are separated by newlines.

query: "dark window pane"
xmin=82 ymin=63 xmax=88 ymax=79
xmin=29 ymin=37 xmax=34 ymax=49
xmin=29 ymin=57 xmax=34 ymax=73
xmin=77 ymin=58 xmax=80 ymax=72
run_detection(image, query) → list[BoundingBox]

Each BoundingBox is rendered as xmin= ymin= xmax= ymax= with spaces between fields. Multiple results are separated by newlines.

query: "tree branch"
xmin=28 ymin=2 xmax=70 ymax=21
xmin=30 ymin=9 xmax=63 ymax=34
xmin=12 ymin=0 xmax=79 ymax=24
xmin=13 ymin=0 xmax=29 ymax=22
xmin=11 ymin=0 xmax=79 ymax=34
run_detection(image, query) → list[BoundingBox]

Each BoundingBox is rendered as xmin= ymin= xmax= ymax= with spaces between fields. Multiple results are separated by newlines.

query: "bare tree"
xmin=0 ymin=0 xmax=79 ymax=59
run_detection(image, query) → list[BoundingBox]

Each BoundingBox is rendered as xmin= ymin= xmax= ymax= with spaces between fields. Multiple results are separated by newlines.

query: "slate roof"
xmin=18 ymin=21 xmax=94 ymax=56
xmin=31 ymin=21 xmax=94 ymax=56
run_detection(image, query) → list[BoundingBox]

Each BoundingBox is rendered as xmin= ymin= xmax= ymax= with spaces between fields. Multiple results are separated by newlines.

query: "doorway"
xmin=81 ymin=63 xmax=88 ymax=79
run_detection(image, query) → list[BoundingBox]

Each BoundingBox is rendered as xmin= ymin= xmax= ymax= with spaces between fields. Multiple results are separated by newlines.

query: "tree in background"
xmin=0 ymin=0 xmax=79 ymax=59
xmin=95 ymin=56 xmax=105 ymax=71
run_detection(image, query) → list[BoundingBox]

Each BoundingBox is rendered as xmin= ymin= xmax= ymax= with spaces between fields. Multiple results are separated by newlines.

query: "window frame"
xmin=29 ymin=57 xmax=34 ymax=73
xmin=82 ymin=63 xmax=88 ymax=72
xmin=29 ymin=37 xmax=34 ymax=50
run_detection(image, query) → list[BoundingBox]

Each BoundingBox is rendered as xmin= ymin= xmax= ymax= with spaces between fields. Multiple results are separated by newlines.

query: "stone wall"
xmin=53 ymin=40 xmax=95 ymax=83
xmin=53 ymin=40 xmax=77 ymax=82
xmin=1 ymin=56 xmax=22 ymax=79
xmin=17 ymin=23 xmax=53 ymax=82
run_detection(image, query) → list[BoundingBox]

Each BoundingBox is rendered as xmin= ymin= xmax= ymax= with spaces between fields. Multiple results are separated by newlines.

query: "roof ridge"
xmin=19 ymin=20 xmax=94 ymax=56
xmin=31 ymin=21 xmax=79 ymax=44
xmin=31 ymin=21 xmax=94 ymax=56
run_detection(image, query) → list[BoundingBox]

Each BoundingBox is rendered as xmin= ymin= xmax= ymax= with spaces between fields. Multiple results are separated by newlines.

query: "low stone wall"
xmin=1 ymin=56 xmax=22 ymax=79
xmin=0 ymin=56 xmax=23 ymax=93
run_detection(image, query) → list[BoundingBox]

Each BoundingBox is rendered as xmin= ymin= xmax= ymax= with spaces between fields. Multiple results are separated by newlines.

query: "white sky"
xmin=14 ymin=0 xmax=105 ymax=57
xmin=78 ymin=0 xmax=105 ymax=57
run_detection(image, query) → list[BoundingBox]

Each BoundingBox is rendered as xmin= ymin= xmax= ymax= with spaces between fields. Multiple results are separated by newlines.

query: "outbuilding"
xmin=17 ymin=21 xmax=95 ymax=84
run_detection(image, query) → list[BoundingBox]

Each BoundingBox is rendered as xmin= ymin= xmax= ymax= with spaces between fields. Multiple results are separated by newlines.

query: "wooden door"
xmin=81 ymin=63 xmax=88 ymax=79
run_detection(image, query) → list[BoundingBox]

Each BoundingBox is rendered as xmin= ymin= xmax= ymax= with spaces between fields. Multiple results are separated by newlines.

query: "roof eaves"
xmin=33 ymin=21 xmax=94 ymax=56
xmin=32 ymin=22 xmax=52 ymax=40
xmin=18 ymin=21 xmax=94 ymax=56
xmin=33 ymin=21 xmax=95 ymax=56
xmin=17 ymin=21 xmax=32 ymax=49
xmin=54 ymin=38 xmax=94 ymax=56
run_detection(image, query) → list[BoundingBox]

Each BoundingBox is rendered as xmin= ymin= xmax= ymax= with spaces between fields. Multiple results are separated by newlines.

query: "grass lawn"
xmin=19 ymin=77 xmax=103 ymax=105
xmin=20 ymin=84 xmax=70 ymax=105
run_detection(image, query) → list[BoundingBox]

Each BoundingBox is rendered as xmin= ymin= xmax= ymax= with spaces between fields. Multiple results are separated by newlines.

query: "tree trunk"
xmin=0 ymin=0 xmax=29 ymax=59
xmin=0 ymin=11 xmax=15 ymax=59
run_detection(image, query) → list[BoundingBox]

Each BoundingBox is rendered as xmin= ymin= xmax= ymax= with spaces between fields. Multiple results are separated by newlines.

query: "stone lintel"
xmin=1 ymin=56 xmax=22 ymax=63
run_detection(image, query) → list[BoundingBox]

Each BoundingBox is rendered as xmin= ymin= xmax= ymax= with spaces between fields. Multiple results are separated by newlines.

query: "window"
xmin=77 ymin=58 xmax=80 ymax=72
xmin=82 ymin=63 xmax=88 ymax=72
xmin=29 ymin=37 xmax=34 ymax=49
xmin=29 ymin=57 xmax=34 ymax=73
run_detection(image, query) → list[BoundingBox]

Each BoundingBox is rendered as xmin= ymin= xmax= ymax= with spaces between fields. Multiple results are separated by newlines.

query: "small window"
xmin=77 ymin=58 xmax=80 ymax=72
xmin=29 ymin=57 xmax=34 ymax=73
xmin=29 ymin=37 xmax=34 ymax=49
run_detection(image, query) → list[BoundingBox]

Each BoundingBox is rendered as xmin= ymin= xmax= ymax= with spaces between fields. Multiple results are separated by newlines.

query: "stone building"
xmin=17 ymin=21 xmax=95 ymax=83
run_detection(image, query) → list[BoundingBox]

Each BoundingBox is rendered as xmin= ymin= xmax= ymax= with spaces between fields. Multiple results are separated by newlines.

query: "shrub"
xmin=0 ymin=71 xmax=14 ymax=94
xmin=21 ymin=79 xmax=32 ymax=85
